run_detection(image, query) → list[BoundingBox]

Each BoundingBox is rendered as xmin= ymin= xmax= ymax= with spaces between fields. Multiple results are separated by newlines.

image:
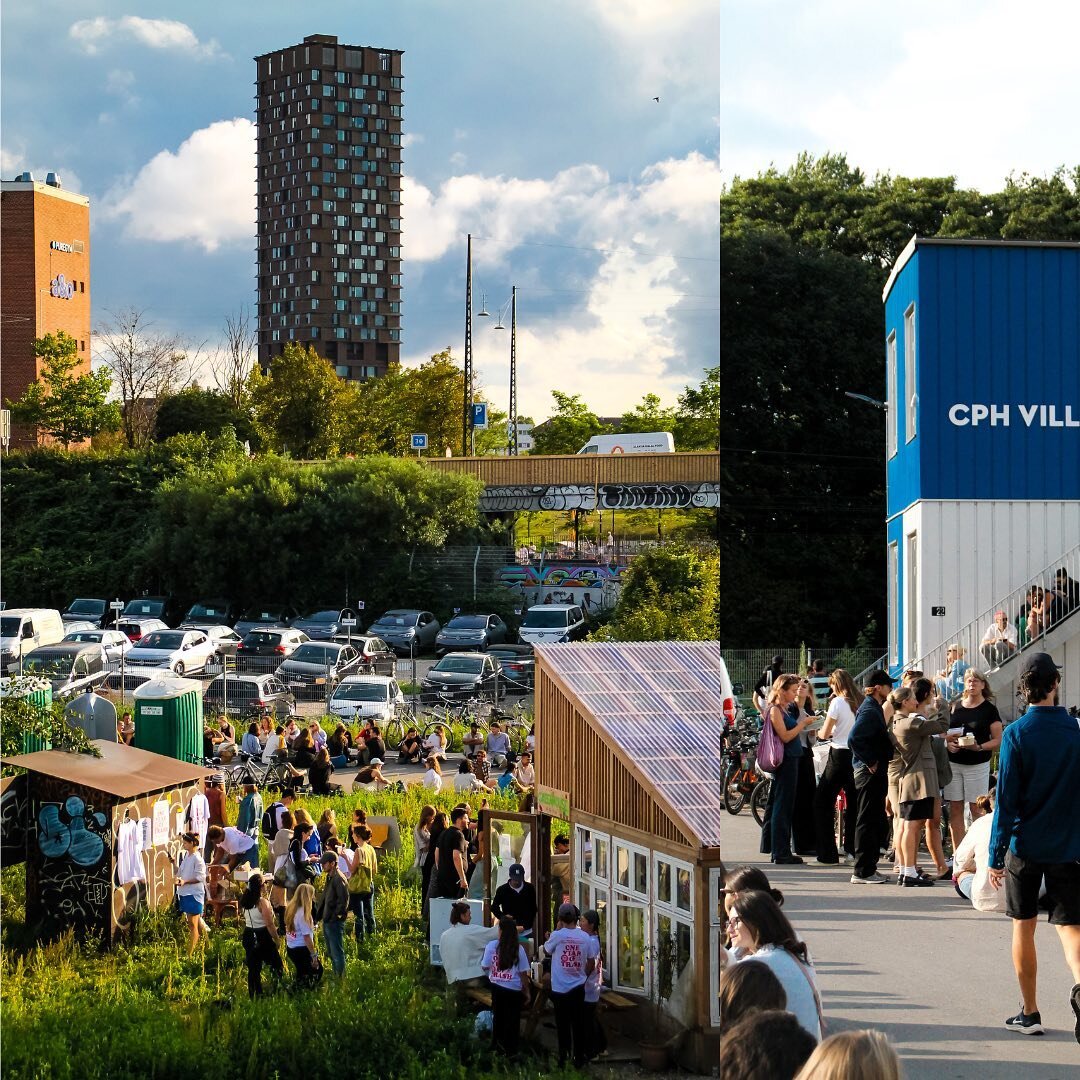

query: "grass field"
xmin=0 ymin=785 xmax=578 ymax=1080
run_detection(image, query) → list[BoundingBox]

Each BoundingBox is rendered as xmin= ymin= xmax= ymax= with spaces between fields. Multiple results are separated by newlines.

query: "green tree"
xmin=673 ymin=367 xmax=719 ymax=450
xmin=251 ymin=343 xmax=357 ymax=457
xmin=531 ymin=391 xmax=610 ymax=455
xmin=153 ymin=386 xmax=255 ymax=444
xmin=619 ymin=393 xmax=677 ymax=438
xmin=6 ymin=332 xmax=121 ymax=449
xmin=593 ymin=543 xmax=719 ymax=641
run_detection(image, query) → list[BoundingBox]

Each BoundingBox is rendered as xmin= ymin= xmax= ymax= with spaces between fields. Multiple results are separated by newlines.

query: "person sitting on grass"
xmin=462 ymin=723 xmax=484 ymax=760
xmin=352 ymin=757 xmax=390 ymax=791
xmin=485 ymin=721 xmax=513 ymax=768
xmin=361 ymin=723 xmax=386 ymax=765
xmin=513 ymin=750 xmax=535 ymax=793
xmin=262 ymin=724 xmax=287 ymax=763
xmin=422 ymin=755 xmax=443 ymax=792
xmin=397 ymin=726 xmax=423 ymax=764
xmin=290 ymin=729 xmax=317 ymax=770
xmin=471 ymin=748 xmax=499 ymax=791
xmin=308 ymin=746 xmax=337 ymax=795
xmin=241 ymin=722 xmax=262 ymax=757
xmin=424 ymin=725 xmax=448 ymax=762
xmin=327 ymin=723 xmax=354 ymax=764
xmin=454 ymin=758 xmax=485 ymax=793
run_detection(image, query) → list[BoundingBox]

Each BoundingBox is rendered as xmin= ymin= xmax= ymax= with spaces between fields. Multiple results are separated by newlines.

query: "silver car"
xmin=62 ymin=628 xmax=133 ymax=665
xmin=126 ymin=629 xmax=216 ymax=675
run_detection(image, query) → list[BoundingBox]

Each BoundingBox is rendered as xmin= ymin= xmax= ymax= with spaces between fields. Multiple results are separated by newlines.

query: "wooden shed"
xmin=0 ymin=741 xmax=212 ymax=939
xmin=533 ymin=640 xmax=730 ymax=1071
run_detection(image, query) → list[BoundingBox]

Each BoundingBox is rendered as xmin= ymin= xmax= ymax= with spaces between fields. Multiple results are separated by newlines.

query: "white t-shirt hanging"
xmin=826 ymin=697 xmax=857 ymax=749
xmin=116 ymin=818 xmax=145 ymax=885
xmin=481 ymin=940 xmax=530 ymax=991
xmin=544 ymin=926 xmax=599 ymax=993
xmin=186 ymin=793 xmax=210 ymax=848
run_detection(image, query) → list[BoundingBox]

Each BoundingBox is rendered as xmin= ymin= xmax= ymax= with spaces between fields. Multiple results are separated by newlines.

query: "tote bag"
xmin=757 ymin=706 xmax=785 ymax=773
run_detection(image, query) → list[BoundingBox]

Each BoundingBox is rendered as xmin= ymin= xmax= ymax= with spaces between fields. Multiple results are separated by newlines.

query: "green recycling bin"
xmin=132 ymin=676 xmax=203 ymax=763
xmin=0 ymin=676 xmax=54 ymax=753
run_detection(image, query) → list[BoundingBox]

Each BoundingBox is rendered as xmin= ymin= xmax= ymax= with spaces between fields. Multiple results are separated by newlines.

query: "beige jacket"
xmin=889 ymin=713 xmax=950 ymax=803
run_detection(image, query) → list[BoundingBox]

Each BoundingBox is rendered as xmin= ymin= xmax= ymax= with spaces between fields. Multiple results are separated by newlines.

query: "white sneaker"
xmin=850 ymin=872 xmax=888 ymax=884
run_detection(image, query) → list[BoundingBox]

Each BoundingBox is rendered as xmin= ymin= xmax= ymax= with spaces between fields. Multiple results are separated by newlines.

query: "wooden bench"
xmin=464 ymin=987 xmax=493 ymax=1008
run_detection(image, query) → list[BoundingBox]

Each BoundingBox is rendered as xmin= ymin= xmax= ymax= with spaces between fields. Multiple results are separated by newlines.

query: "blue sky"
xmin=3 ymin=1 xmax=1075 ymax=417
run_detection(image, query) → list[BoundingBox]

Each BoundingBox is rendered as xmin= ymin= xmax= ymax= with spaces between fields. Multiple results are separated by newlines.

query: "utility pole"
xmin=463 ymin=233 xmax=474 ymax=457
xmin=508 ymin=285 xmax=518 ymax=456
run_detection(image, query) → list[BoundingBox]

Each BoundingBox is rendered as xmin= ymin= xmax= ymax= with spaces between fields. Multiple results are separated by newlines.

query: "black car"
xmin=121 ymin=595 xmax=180 ymax=627
xmin=234 ymin=603 xmax=301 ymax=638
xmin=330 ymin=634 xmax=397 ymax=676
xmin=292 ymin=608 xmax=346 ymax=641
xmin=61 ymin=598 xmax=113 ymax=629
xmin=203 ymin=673 xmax=295 ymax=720
xmin=276 ymin=641 xmax=364 ymax=690
xmin=236 ymin=627 xmax=309 ymax=667
xmin=420 ymin=651 xmax=502 ymax=698
xmin=487 ymin=643 xmax=535 ymax=690
xmin=434 ymin=613 xmax=510 ymax=655
xmin=182 ymin=599 xmax=237 ymax=626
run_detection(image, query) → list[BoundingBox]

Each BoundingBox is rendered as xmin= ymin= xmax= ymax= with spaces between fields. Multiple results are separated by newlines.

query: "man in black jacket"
xmin=317 ymin=852 xmax=350 ymax=975
xmin=848 ymin=669 xmax=895 ymax=884
xmin=491 ymin=863 xmax=538 ymax=939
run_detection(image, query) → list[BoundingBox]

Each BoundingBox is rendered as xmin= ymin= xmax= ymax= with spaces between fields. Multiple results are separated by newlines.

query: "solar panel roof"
xmin=536 ymin=640 xmax=729 ymax=847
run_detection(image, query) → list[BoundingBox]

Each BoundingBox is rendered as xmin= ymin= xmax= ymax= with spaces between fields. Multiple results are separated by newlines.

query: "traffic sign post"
xmin=411 ymin=433 xmax=428 ymax=459
xmin=472 ymin=403 xmax=488 ymax=429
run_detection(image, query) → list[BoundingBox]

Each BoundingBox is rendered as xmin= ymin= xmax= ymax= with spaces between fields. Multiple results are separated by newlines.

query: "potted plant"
xmin=638 ymin=927 xmax=684 ymax=1071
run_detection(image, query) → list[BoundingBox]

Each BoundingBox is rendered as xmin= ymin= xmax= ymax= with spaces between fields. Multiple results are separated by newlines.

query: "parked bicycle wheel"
xmin=423 ymin=719 xmax=457 ymax=753
xmin=750 ymin=777 xmax=771 ymax=826
xmin=384 ymin=716 xmax=406 ymax=749
xmin=723 ymin=764 xmax=746 ymax=815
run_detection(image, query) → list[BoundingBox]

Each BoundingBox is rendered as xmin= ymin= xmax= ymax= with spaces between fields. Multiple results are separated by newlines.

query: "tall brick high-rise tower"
xmin=0 ymin=172 xmax=91 ymax=448
xmin=254 ymin=35 xmax=403 ymax=380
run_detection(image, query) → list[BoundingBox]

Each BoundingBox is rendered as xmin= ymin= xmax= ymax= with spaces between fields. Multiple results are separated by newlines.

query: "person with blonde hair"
xmin=284 ymin=881 xmax=321 ymax=987
xmin=886 ymin=684 xmax=949 ymax=887
xmin=813 ymin=669 xmax=860 ymax=863
xmin=759 ymin=674 xmax=815 ymax=865
xmin=795 ymin=1029 xmax=900 ymax=1080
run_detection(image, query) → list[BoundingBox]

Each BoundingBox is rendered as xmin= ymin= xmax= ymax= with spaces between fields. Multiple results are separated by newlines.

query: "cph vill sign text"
xmin=947 ymin=403 xmax=1080 ymax=428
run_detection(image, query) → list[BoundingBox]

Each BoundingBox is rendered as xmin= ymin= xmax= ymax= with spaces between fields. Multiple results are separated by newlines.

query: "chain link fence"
xmin=722 ymin=646 xmax=886 ymax=701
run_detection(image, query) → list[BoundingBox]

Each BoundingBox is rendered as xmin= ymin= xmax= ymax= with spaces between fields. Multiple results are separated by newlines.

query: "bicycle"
xmin=750 ymin=775 xmax=772 ymax=827
xmin=723 ymin=740 xmax=763 ymax=815
xmin=383 ymin=701 xmax=418 ymax=750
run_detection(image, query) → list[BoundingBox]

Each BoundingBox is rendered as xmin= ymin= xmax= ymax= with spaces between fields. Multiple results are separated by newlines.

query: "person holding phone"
xmin=759 ymin=675 xmax=814 ymax=865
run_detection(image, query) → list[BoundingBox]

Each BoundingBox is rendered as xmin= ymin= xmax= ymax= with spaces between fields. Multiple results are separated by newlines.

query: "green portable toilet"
xmin=132 ymin=676 xmax=203 ymax=763
xmin=0 ymin=676 xmax=54 ymax=753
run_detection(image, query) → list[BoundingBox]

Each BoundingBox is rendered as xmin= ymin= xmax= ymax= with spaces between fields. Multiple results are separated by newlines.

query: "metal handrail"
xmin=854 ymin=653 xmax=888 ymax=687
xmin=901 ymin=541 xmax=1080 ymax=699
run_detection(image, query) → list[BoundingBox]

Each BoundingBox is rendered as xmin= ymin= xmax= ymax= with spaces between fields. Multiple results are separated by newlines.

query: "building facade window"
xmin=886 ymin=330 xmax=898 ymax=458
xmin=904 ymin=303 xmax=917 ymax=443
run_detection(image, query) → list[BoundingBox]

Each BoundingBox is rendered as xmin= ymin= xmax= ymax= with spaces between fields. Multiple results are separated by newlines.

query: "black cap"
xmin=865 ymin=669 xmax=896 ymax=688
xmin=1020 ymin=651 xmax=1060 ymax=680
xmin=771 ymin=655 xmax=783 ymax=665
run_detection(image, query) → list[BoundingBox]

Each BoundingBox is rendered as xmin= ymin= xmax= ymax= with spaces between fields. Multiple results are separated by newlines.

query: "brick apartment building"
xmin=1 ymin=173 xmax=91 ymax=448
xmin=255 ymin=34 xmax=403 ymax=380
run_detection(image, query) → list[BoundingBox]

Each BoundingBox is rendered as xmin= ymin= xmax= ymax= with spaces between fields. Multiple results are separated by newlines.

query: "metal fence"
xmin=722 ymin=647 xmax=887 ymax=700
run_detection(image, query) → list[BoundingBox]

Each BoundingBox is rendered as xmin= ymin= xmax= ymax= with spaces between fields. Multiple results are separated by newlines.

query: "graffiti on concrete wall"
xmin=479 ymin=482 xmax=721 ymax=513
xmin=0 ymin=775 xmax=29 ymax=865
xmin=498 ymin=562 xmax=626 ymax=611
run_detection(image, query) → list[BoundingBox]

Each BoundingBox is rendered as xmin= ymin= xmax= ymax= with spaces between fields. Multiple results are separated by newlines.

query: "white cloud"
xmin=105 ymin=68 xmax=138 ymax=108
xmin=68 ymin=16 xmax=223 ymax=59
xmin=403 ymin=152 xmax=719 ymax=414
xmin=101 ymin=119 xmax=254 ymax=252
xmin=1 ymin=141 xmax=83 ymax=193
xmin=401 ymin=133 xmax=424 ymax=148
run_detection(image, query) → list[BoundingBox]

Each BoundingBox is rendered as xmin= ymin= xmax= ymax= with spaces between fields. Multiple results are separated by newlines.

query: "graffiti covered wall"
xmin=498 ymin=562 xmax=626 ymax=611
xmin=480 ymin=482 xmax=721 ymax=513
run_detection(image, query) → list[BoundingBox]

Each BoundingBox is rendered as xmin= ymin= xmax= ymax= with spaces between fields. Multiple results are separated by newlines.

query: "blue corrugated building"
xmin=882 ymin=238 xmax=1080 ymax=709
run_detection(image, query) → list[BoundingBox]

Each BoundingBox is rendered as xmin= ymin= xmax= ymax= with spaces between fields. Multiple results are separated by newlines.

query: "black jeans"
xmin=814 ymin=747 xmax=857 ymax=860
xmin=583 ymin=999 xmax=607 ymax=1059
xmin=853 ymin=764 xmax=889 ymax=879
xmin=550 ymin=984 xmax=587 ymax=1067
xmin=242 ymin=926 xmax=284 ymax=997
xmin=793 ymin=753 xmax=818 ymax=855
xmin=760 ymin=752 xmax=799 ymax=859
xmin=490 ymin=984 xmax=524 ymax=1055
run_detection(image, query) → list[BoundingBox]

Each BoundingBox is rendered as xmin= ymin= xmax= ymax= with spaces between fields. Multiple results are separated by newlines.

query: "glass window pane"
xmin=595 ymin=886 xmax=608 ymax=953
xmin=657 ymin=860 xmax=672 ymax=905
xmin=634 ymin=852 xmax=648 ymax=894
xmin=594 ymin=837 xmax=608 ymax=880
xmin=677 ymin=867 xmax=692 ymax=912
xmin=616 ymin=904 xmax=645 ymax=990
xmin=676 ymin=920 xmax=691 ymax=976
xmin=616 ymin=845 xmax=629 ymax=888
xmin=578 ymin=881 xmax=590 ymax=914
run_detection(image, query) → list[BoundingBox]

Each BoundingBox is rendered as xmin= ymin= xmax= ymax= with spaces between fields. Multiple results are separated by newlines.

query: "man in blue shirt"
xmin=988 ymin=652 xmax=1080 ymax=1041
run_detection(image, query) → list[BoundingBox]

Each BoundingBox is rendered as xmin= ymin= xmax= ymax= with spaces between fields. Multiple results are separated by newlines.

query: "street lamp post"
xmin=486 ymin=286 xmax=519 ymax=456
xmin=463 ymin=234 xmax=474 ymax=456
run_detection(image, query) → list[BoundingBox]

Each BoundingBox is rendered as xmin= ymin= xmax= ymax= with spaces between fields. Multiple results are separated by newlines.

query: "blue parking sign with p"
xmin=472 ymin=402 xmax=488 ymax=429
xmin=411 ymin=433 xmax=428 ymax=449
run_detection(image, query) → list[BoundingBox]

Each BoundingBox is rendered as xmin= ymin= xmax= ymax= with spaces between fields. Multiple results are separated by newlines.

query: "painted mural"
xmin=497 ymin=562 xmax=626 ymax=611
xmin=479 ymin=481 xmax=721 ymax=513
xmin=0 ymin=774 xmax=29 ymax=865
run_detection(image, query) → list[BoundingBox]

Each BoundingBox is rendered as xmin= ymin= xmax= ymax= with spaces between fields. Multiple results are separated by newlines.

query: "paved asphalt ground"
xmin=717 ymin=808 xmax=1078 ymax=1078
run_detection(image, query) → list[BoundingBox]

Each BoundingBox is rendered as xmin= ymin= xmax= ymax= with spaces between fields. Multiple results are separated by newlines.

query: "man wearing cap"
xmin=847 ymin=670 xmax=896 ymax=884
xmin=987 ymin=652 xmax=1080 ymax=1040
xmin=491 ymin=863 xmax=538 ymax=939
xmin=753 ymin=654 xmax=785 ymax=714
xmin=316 ymin=850 xmax=350 ymax=976
xmin=981 ymin=610 xmax=1018 ymax=668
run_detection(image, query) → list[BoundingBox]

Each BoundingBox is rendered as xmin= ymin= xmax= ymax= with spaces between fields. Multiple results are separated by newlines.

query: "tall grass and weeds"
xmin=0 ymin=785 xmax=568 ymax=1080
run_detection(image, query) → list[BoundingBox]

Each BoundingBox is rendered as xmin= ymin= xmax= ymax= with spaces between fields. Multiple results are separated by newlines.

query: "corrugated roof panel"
xmin=537 ymin=641 xmax=729 ymax=847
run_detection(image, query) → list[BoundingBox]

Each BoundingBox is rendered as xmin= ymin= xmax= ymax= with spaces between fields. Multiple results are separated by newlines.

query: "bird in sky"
xmin=653 ymin=96 xmax=660 ymax=102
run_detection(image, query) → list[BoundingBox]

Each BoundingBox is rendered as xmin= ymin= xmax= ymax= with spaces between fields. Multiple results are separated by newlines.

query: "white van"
xmin=577 ymin=431 xmax=675 ymax=455
xmin=0 ymin=608 xmax=66 ymax=674
xmin=518 ymin=604 xmax=589 ymax=645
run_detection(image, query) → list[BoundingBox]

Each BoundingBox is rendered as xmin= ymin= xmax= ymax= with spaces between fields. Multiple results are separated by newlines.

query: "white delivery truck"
xmin=577 ymin=431 xmax=675 ymax=454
